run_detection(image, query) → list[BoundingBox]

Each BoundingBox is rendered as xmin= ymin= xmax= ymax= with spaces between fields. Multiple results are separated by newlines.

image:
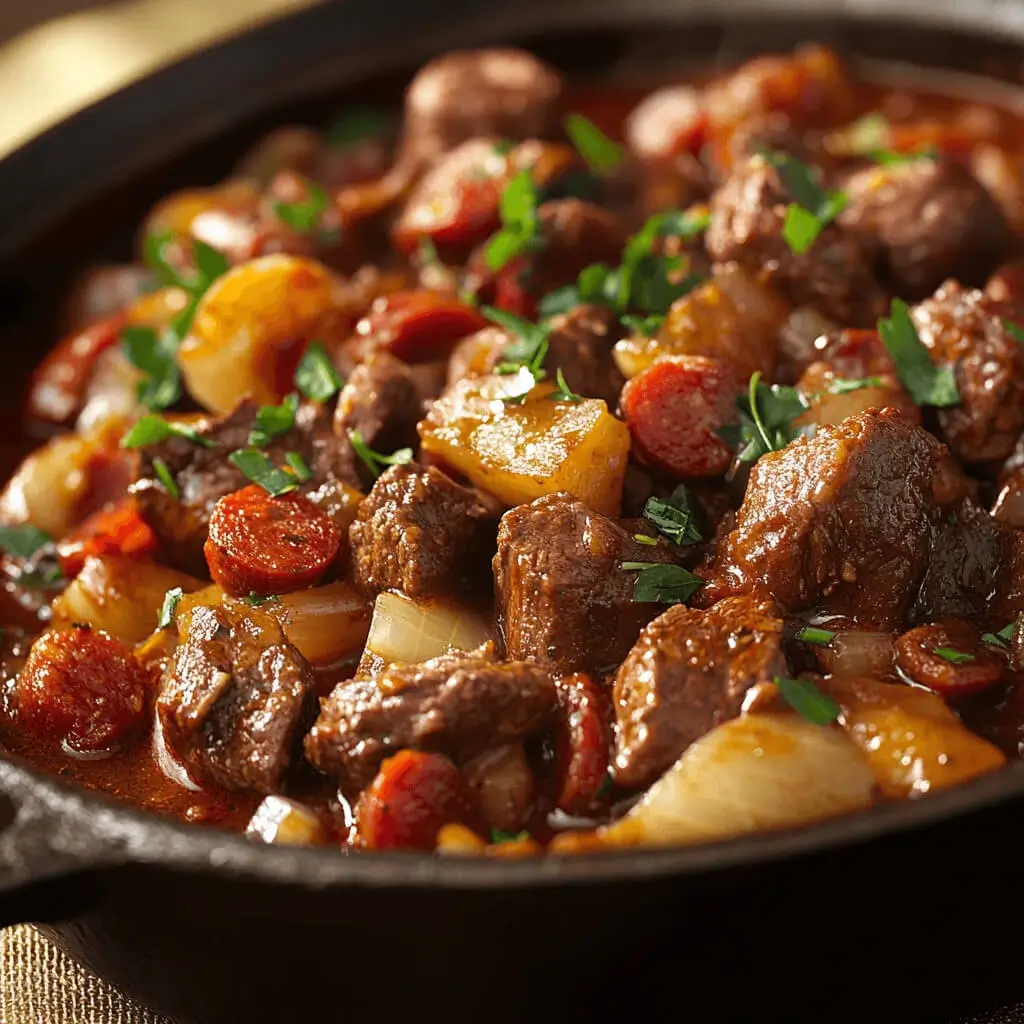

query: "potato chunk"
xmin=418 ymin=371 xmax=630 ymax=515
xmin=823 ymin=676 xmax=1006 ymax=798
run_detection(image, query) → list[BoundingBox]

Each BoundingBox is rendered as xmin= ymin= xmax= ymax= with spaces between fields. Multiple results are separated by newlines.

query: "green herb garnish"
xmin=869 ymin=146 xmax=939 ymax=166
xmin=418 ymin=237 xmax=441 ymax=269
xmin=934 ymin=646 xmax=976 ymax=665
xmin=273 ymin=181 xmax=330 ymax=234
xmin=796 ymin=625 xmax=836 ymax=646
xmin=120 ymin=324 xmax=183 ymax=412
xmin=775 ymin=676 xmax=841 ymax=725
xmin=158 ymin=587 xmax=183 ymax=630
xmin=826 ymin=376 xmax=884 ymax=395
xmin=121 ymin=414 xmax=214 ymax=449
xmin=719 ymin=371 xmax=810 ymax=464
xmin=620 ymin=562 xmax=704 ymax=604
xmin=551 ymin=368 xmax=582 ymax=403
xmin=152 ymin=457 xmax=179 ymax=499
xmin=0 ymin=525 xmax=52 ymax=560
xmin=347 ymin=430 xmax=413 ymax=480
xmin=759 ymin=147 xmax=848 ymax=255
xmin=982 ymin=622 xmax=1016 ymax=648
xmin=621 ymin=313 xmax=666 ymax=337
xmin=242 ymin=592 xmax=281 ymax=608
xmin=490 ymin=828 xmax=530 ymax=844
xmin=633 ymin=533 xmax=661 ymax=546
xmin=228 ymin=449 xmax=301 ymax=496
xmin=878 ymin=298 xmax=959 ymax=407
xmin=485 ymin=170 xmax=539 ymax=271
xmin=564 ymin=113 xmax=623 ymax=173
xmin=642 ymin=485 xmax=702 ymax=547
xmin=295 ymin=342 xmax=343 ymax=403
xmin=249 ymin=394 xmax=299 ymax=447
xmin=482 ymin=306 xmax=550 ymax=403
xmin=284 ymin=451 xmax=312 ymax=481
xmin=1003 ymin=319 xmax=1024 ymax=345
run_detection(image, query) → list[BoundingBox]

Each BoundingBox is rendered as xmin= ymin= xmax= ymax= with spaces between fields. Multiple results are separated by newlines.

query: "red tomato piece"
xmin=355 ymin=289 xmax=488 ymax=363
xmin=358 ymin=750 xmax=475 ymax=852
xmin=204 ymin=484 xmax=340 ymax=598
xmin=552 ymin=673 xmax=612 ymax=816
xmin=17 ymin=627 xmax=152 ymax=752
xmin=26 ymin=313 xmax=125 ymax=425
xmin=57 ymin=498 xmax=158 ymax=578
xmin=620 ymin=355 xmax=738 ymax=479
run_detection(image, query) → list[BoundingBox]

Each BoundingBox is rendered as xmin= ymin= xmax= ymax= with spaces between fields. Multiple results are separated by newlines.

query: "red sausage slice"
xmin=896 ymin=623 xmax=1006 ymax=697
xmin=620 ymin=355 xmax=738 ymax=478
xmin=57 ymin=498 xmax=157 ymax=578
xmin=357 ymin=750 xmax=476 ymax=851
xmin=552 ymin=673 xmax=612 ymax=816
xmin=205 ymin=485 xmax=341 ymax=598
xmin=17 ymin=627 xmax=152 ymax=753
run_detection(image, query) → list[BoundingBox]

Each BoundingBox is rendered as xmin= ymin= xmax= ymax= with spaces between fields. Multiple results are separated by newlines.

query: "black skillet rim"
xmin=1 ymin=0 xmax=1024 ymax=891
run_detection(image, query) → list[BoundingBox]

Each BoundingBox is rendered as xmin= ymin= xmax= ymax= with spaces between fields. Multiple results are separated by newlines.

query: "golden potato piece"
xmin=823 ymin=676 xmax=1006 ymax=798
xmin=419 ymin=371 xmax=630 ymax=515
xmin=178 ymin=255 xmax=350 ymax=414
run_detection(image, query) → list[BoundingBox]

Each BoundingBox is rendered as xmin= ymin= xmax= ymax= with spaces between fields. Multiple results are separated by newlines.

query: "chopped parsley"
xmin=1003 ymin=319 xmax=1024 ymax=345
xmin=551 ymin=368 xmax=582 ymax=403
xmin=482 ymin=306 xmax=550 ymax=403
xmin=273 ymin=181 xmax=330 ymax=234
xmin=719 ymin=371 xmax=810 ymax=464
xmin=934 ymin=646 xmax=976 ymax=665
xmin=982 ymin=622 xmax=1016 ymax=648
xmin=632 ymin=533 xmax=661 ymax=546
xmin=796 ymin=625 xmax=836 ymax=646
xmin=620 ymin=562 xmax=704 ymax=605
xmin=121 ymin=414 xmax=214 ymax=449
xmin=295 ymin=342 xmax=343 ymax=403
xmin=243 ymin=592 xmax=281 ymax=607
xmin=878 ymin=298 xmax=959 ymax=407
xmin=152 ymin=457 xmax=179 ymax=499
xmin=870 ymin=146 xmax=938 ymax=166
xmin=621 ymin=313 xmax=666 ymax=337
xmin=17 ymin=563 xmax=64 ymax=590
xmin=228 ymin=449 xmax=302 ymax=496
xmin=759 ymin=147 xmax=848 ymax=255
xmin=284 ymin=451 xmax=312 ymax=481
xmin=143 ymin=232 xmax=230 ymax=293
xmin=0 ymin=524 xmax=52 ymax=560
xmin=485 ymin=170 xmax=539 ymax=271
xmin=825 ymin=376 xmax=884 ymax=395
xmin=564 ymin=113 xmax=623 ymax=173
xmin=249 ymin=394 xmax=299 ymax=447
xmin=774 ymin=676 xmax=840 ymax=726
xmin=158 ymin=587 xmax=183 ymax=630
xmin=642 ymin=485 xmax=702 ymax=547
xmin=347 ymin=430 xmax=413 ymax=479
xmin=490 ymin=828 xmax=530 ymax=844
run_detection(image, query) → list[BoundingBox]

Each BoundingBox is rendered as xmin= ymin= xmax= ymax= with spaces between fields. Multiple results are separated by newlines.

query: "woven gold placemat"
xmin=0 ymin=926 xmax=170 ymax=1024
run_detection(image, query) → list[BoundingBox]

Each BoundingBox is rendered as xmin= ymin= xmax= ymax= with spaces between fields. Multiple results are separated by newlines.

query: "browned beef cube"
xmin=911 ymin=281 xmax=1024 ymax=464
xmin=612 ymin=596 xmax=786 ymax=787
xmin=305 ymin=651 xmax=557 ymax=789
xmin=349 ymin=462 xmax=500 ymax=599
xmin=705 ymin=152 xmax=887 ymax=326
xmin=493 ymin=492 xmax=677 ymax=674
xmin=839 ymin=157 xmax=1011 ymax=300
xmin=158 ymin=603 xmax=316 ymax=794
xmin=544 ymin=304 xmax=626 ymax=408
xmin=705 ymin=408 xmax=941 ymax=626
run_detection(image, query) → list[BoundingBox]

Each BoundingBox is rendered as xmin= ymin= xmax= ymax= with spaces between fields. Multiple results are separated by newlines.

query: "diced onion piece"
xmin=51 ymin=555 xmax=204 ymax=645
xmin=823 ymin=676 xmax=1007 ymax=798
xmin=597 ymin=713 xmax=875 ymax=848
xmin=76 ymin=348 xmax=146 ymax=434
xmin=419 ymin=373 xmax=630 ymax=515
xmin=796 ymin=385 xmax=899 ymax=428
xmin=363 ymin=591 xmax=491 ymax=668
xmin=436 ymin=823 xmax=487 ymax=855
xmin=814 ymin=630 xmax=896 ymax=679
xmin=613 ymin=263 xmax=787 ymax=382
xmin=246 ymin=796 xmax=327 ymax=846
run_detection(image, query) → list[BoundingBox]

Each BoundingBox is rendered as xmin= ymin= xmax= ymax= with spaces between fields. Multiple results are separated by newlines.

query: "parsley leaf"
xmin=143 ymin=231 xmax=230 ymax=293
xmin=656 ymin=208 xmax=711 ymax=239
xmin=121 ymin=414 xmax=214 ymax=449
xmin=490 ymin=828 xmax=530 ymax=844
xmin=0 ymin=524 xmax=52 ymax=560
xmin=242 ymin=592 xmax=280 ymax=607
xmin=485 ymin=171 xmax=539 ymax=271
xmin=869 ymin=146 xmax=939 ymax=166
xmin=620 ymin=562 xmax=704 ymax=605
xmin=775 ymin=676 xmax=840 ymax=726
xmin=284 ymin=451 xmax=312 ymax=481
xmin=759 ymin=147 xmax=848 ymax=255
xmin=826 ymin=376 xmax=884 ymax=395
xmin=152 ymin=457 xmax=179 ymax=499
xmin=273 ymin=181 xmax=330 ymax=234
xmin=1003 ymin=319 xmax=1024 ymax=345
xmin=158 ymin=587 xmax=183 ymax=630
xmin=935 ymin=646 xmax=975 ymax=665
xmin=878 ymin=298 xmax=959 ymax=407
xmin=295 ymin=342 xmax=343 ymax=402
xmin=120 ymin=325 xmax=182 ymax=412
xmin=621 ymin=313 xmax=665 ymax=336
xmin=347 ymin=430 xmax=413 ymax=479
xmin=551 ymin=368 xmax=581 ymax=403
xmin=564 ymin=114 xmax=623 ymax=173
xmin=642 ymin=485 xmax=702 ymax=546
xmin=796 ymin=625 xmax=836 ymax=646
xmin=982 ymin=621 xmax=1016 ymax=648
xmin=482 ymin=306 xmax=549 ymax=402
xmin=249 ymin=394 xmax=299 ymax=447
xmin=229 ymin=449 xmax=301 ymax=496
xmin=719 ymin=371 xmax=810 ymax=464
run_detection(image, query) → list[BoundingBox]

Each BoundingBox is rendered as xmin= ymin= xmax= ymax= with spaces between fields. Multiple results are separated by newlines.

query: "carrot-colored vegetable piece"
xmin=358 ymin=750 xmax=475 ymax=851
xmin=620 ymin=355 xmax=738 ymax=478
xmin=552 ymin=673 xmax=612 ymax=816
xmin=204 ymin=485 xmax=340 ymax=597
xmin=57 ymin=498 xmax=157 ymax=578
xmin=895 ymin=624 xmax=1005 ymax=697
xmin=356 ymin=289 xmax=487 ymax=362
xmin=17 ymin=627 xmax=152 ymax=752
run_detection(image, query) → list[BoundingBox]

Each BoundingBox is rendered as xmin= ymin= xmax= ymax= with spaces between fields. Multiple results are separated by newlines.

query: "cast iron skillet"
xmin=1 ymin=2 xmax=1024 ymax=1021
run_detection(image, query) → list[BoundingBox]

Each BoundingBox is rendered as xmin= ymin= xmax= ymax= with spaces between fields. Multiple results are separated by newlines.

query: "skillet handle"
xmin=0 ymin=759 xmax=122 ymax=926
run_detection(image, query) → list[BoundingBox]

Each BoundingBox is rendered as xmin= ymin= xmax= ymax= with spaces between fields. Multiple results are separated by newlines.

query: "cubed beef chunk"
xmin=705 ymin=408 xmax=941 ymax=626
xmin=132 ymin=399 xmax=353 ymax=576
xmin=493 ymin=492 xmax=677 ymax=674
xmin=612 ymin=596 xmax=786 ymax=787
xmin=992 ymin=470 xmax=1024 ymax=530
xmin=544 ymin=304 xmax=626 ymax=408
xmin=158 ymin=603 xmax=316 ymax=794
xmin=349 ymin=462 xmax=500 ymax=599
xmin=910 ymin=282 xmax=1024 ymax=464
xmin=705 ymin=152 xmax=887 ymax=326
xmin=305 ymin=651 xmax=557 ymax=789
xmin=400 ymin=48 xmax=563 ymax=165
xmin=839 ymin=157 xmax=1011 ymax=300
